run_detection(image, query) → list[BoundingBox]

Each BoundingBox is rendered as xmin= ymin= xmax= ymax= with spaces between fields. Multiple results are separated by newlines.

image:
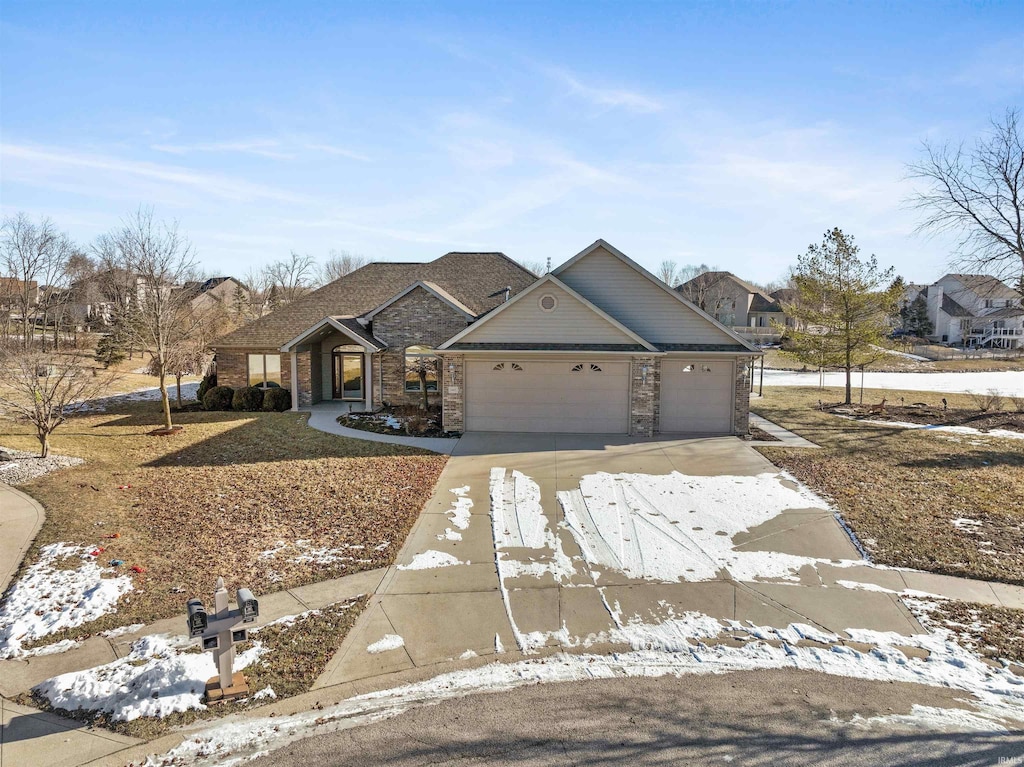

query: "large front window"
xmin=404 ymin=345 xmax=438 ymax=392
xmin=248 ymin=353 xmax=281 ymax=388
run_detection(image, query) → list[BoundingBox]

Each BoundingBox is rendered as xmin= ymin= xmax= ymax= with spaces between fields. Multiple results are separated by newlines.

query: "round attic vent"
xmin=538 ymin=294 xmax=558 ymax=312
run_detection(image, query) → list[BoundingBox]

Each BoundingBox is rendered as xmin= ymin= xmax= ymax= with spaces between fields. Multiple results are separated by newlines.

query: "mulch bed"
xmin=339 ymin=407 xmax=460 ymax=439
xmin=824 ymin=402 xmax=1024 ymax=435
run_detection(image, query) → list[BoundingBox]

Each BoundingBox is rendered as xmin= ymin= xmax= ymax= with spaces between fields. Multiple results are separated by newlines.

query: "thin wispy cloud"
xmin=2 ymin=143 xmax=310 ymax=204
xmin=547 ymin=67 xmax=665 ymax=114
xmin=302 ymin=143 xmax=372 ymax=162
xmin=151 ymin=138 xmax=295 ymax=160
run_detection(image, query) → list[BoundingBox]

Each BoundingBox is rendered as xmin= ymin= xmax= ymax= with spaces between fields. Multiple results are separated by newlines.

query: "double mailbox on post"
xmin=186 ymin=579 xmax=260 ymax=700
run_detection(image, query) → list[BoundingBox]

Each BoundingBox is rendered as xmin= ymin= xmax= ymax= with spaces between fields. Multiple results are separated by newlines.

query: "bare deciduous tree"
xmin=908 ymin=108 xmax=1024 ymax=281
xmin=675 ymin=264 xmax=728 ymax=313
xmin=103 ymin=208 xmax=200 ymax=431
xmin=265 ymin=251 xmax=317 ymax=307
xmin=319 ymin=249 xmax=367 ymax=284
xmin=657 ymin=260 xmax=679 ymax=287
xmin=1 ymin=213 xmax=75 ymax=349
xmin=0 ymin=348 xmax=116 ymax=457
xmin=515 ymin=259 xmax=545 ymax=277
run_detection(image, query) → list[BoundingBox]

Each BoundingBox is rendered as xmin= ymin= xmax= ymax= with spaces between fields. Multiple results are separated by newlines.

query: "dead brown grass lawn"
xmin=913 ymin=598 xmax=1024 ymax=666
xmin=753 ymin=386 xmax=1024 ymax=585
xmin=1 ymin=399 xmax=446 ymax=647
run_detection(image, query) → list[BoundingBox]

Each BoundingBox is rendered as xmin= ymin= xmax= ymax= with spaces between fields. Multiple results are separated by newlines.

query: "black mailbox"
xmin=236 ymin=588 xmax=259 ymax=623
xmin=186 ymin=599 xmax=208 ymax=638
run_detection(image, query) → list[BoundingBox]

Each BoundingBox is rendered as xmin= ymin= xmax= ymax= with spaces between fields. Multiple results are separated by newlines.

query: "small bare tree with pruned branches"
xmin=0 ymin=349 xmax=116 ymax=457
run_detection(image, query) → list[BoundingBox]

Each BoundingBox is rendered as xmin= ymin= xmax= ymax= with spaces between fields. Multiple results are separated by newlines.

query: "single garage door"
xmin=660 ymin=359 xmax=734 ymax=433
xmin=465 ymin=359 xmax=629 ymax=433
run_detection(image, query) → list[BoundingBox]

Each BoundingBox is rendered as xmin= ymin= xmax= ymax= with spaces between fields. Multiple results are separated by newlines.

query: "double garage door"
xmin=465 ymin=359 xmax=630 ymax=433
xmin=464 ymin=358 xmax=735 ymax=434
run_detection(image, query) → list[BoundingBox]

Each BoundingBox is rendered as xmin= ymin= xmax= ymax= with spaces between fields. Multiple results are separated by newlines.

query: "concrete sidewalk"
xmin=0 ymin=482 xmax=45 ymax=595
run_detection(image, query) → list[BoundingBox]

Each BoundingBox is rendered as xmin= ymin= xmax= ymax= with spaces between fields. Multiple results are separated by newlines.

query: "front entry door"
xmin=332 ymin=353 xmax=364 ymax=400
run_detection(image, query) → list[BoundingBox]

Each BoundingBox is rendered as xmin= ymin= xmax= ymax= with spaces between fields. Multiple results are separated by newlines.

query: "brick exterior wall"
xmin=441 ymin=354 xmax=465 ymax=432
xmin=372 ymin=287 xmax=469 ymax=407
xmin=629 ymin=356 xmax=659 ymax=437
xmin=295 ymin=350 xmax=313 ymax=407
xmin=733 ymin=359 xmax=751 ymax=437
xmin=216 ymin=349 xmax=248 ymax=389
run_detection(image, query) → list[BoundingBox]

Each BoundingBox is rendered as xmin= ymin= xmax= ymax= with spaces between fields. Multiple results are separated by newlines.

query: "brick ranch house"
xmin=213 ymin=240 xmax=761 ymax=437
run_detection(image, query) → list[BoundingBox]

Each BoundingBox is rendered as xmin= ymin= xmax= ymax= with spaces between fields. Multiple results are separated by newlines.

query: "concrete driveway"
xmin=315 ymin=432 xmax=1019 ymax=690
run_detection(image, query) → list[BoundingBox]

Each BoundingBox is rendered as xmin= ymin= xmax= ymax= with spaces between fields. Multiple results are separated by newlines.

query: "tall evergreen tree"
xmin=780 ymin=228 xmax=902 ymax=405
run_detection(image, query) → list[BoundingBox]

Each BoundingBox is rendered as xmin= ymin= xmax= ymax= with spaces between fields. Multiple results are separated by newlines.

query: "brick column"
xmin=296 ymin=350 xmax=313 ymax=407
xmin=733 ymin=359 xmax=751 ymax=436
xmin=442 ymin=354 xmax=465 ymax=433
xmin=630 ymin=356 xmax=658 ymax=437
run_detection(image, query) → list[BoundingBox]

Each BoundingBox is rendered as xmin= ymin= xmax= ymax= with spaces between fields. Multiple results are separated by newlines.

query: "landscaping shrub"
xmin=202 ymin=385 xmax=234 ymax=411
xmin=196 ymin=372 xmax=218 ymax=403
xmin=969 ymin=389 xmax=1004 ymax=412
xmin=232 ymin=385 xmax=265 ymax=412
xmin=262 ymin=387 xmax=291 ymax=412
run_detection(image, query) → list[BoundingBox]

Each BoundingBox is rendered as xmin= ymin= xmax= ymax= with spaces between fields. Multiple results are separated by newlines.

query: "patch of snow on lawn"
xmin=761 ymin=370 xmax=1024 ymax=397
xmin=0 ymin=543 xmax=134 ymax=658
xmin=251 ymin=687 xmax=276 ymax=701
xmin=141 ymin=610 xmax=1024 ymax=766
xmin=861 ymin=420 xmax=1024 ymax=441
xmin=366 ymin=634 xmax=405 ymax=654
xmin=34 ymin=634 xmax=265 ymax=722
xmin=258 ymin=539 xmax=375 ymax=566
xmin=398 ymin=550 xmax=465 ymax=570
xmin=557 ymin=471 xmax=863 ymax=583
xmin=384 ymin=415 xmax=403 ymax=430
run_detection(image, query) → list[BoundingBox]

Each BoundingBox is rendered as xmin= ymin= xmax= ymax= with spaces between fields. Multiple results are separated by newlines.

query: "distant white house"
xmin=904 ymin=274 xmax=1023 ymax=349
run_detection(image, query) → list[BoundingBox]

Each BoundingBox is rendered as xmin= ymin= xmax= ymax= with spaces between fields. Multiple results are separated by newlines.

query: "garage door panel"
xmin=465 ymin=360 xmax=629 ymax=433
xmin=660 ymin=359 xmax=734 ymax=434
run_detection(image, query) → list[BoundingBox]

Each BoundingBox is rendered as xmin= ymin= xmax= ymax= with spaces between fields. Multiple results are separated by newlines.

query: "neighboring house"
xmin=675 ymin=271 xmax=792 ymax=341
xmin=214 ymin=240 xmax=761 ymax=437
xmin=179 ymin=277 xmax=248 ymax=313
xmin=904 ymin=274 xmax=1023 ymax=349
xmin=0 ymin=277 xmax=40 ymax=316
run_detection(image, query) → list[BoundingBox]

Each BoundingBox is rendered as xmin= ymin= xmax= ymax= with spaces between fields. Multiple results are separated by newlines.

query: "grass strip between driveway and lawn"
xmin=752 ymin=386 xmax=1024 ymax=586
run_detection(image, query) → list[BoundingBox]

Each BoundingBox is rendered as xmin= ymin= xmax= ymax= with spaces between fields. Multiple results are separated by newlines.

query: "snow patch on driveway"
xmin=367 ymin=634 xmax=405 ymax=654
xmin=398 ymin=550 xmax=465 ymax=570
xmin=557 ymin=471 xmax=862 ymax=583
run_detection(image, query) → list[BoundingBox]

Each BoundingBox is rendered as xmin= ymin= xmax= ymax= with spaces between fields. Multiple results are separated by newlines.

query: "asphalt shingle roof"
xmin=216 ymin=253 xmax=537 ymax=349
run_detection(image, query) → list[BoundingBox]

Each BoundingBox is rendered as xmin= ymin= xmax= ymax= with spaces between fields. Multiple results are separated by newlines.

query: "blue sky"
xmin=1 ymin=1 xmax=1021 ymax=284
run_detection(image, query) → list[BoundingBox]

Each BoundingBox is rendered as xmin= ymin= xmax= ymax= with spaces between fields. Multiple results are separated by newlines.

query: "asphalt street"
xmin=252 ymin=669 xmax=1024 ymax=766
